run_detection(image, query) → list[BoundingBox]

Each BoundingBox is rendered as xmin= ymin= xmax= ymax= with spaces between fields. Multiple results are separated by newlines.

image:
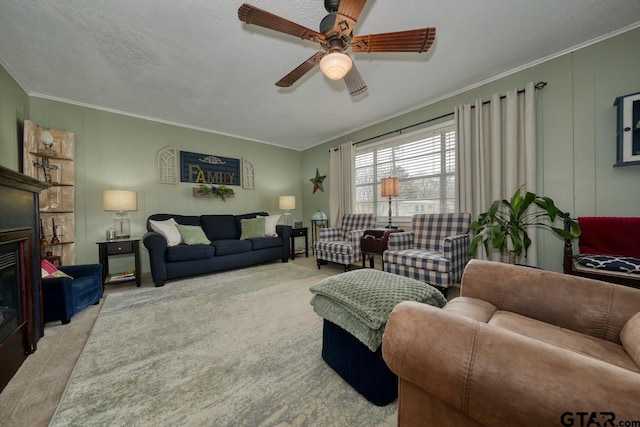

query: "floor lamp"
xmin=380 ymin=177 xmax=399 ymax=229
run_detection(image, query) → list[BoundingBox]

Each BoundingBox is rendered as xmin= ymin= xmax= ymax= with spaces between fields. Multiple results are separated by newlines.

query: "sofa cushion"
xmin=211 ymin=239 xmax=252 ymax=256
xmin=315 ymin=240 xmax=354 ymax=255
xmin=578 ymin=217 xmax=640 ymax=258
xmin=41 ymin=259 xmax=73 ymax=279
xmin=166 ymin=244 xmax=215 ymax=262
xmin=249 ymin=236 xmax=283 ymax=250
xmin=148 ymin=214 xmax=201 ymax=229
xmin=201 ymin=215 xmax=237 ymax=241
xmin=384 ymin=249 xmax=450 ymax=273
xmin=175 ymin=224 xmax=211 ymax=245
xmin=240 ymin=217 xmax=266 ymax=240
xmin=621 ymin=312 xmax=640 ymax=368
xmin=488 ymin=310 xmax=639 ymax=372
xmin=261 ymin=214 xmax=281 ymax=237
xmin=574 ymin=253 xmax=640 ymax=274
xmin=235 ymin=212 xmax=270 ymax=239
xmin=149 ymin=218 xmax=182 ymax=246
xmin=443 ymin=297 xmax=497 ymax=323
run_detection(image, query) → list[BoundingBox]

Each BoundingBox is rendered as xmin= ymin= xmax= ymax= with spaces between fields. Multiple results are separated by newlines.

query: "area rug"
xmin=49 ymin=263 xmax=397 ymax=426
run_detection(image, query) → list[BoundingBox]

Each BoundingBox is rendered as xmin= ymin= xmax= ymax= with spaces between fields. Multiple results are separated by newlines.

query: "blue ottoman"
xmin=322 ymin=319 xmax=397 ymax=406
xmin=310 ymin=269 xmax=447 ymax=406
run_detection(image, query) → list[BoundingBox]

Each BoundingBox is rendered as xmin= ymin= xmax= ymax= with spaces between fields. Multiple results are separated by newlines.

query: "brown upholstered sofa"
xmin=382 ymin=260 xmax=640 ymax=427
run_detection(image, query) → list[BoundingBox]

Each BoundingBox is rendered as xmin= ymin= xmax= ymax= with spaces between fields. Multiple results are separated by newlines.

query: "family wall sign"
xmin=180 ymin=150 xmax=241 ymax=186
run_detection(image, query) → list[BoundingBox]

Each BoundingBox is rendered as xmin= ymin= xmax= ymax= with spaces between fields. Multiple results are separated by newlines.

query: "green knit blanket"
xmin=310 ymin=269 xmax=446 ymax=351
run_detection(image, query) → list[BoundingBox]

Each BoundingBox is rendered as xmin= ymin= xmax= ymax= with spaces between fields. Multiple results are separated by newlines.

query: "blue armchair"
xmin=42 ymin=264 xmax=103 ymax=324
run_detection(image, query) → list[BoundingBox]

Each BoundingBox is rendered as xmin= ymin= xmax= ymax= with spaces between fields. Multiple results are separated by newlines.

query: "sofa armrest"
xmin=42 ymin=275 xmax=73 ymax=292
xmin=346 ymin=229 xmax=367 ymax=251
xmin=276 ymin=225 xmax=292 ymax=261
xmin=460 ymin=260 xmax=640 ymax=343
xmin=143 ymin=231 xmax=168 ymax=285
xmin=387 ymin=231 xmax=414 ymax=251
xmin=41 ymin=275 xmax=74 ymax=323
xmin=383 ymin=301 xmax=640 ymax=426
xmin=442 ymin=234 xmax=470 ymax=283
xmin=442 ymin=233 xmax=470 ymax=256
xmin=59 ymin=263 xmax=102 ymax=278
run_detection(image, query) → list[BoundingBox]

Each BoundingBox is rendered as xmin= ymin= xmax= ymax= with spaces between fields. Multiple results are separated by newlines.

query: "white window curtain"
xmin=455 ymin=81 xmax=537 ymax=264
xmin=329 ymin=141 xmax=355 ymax=227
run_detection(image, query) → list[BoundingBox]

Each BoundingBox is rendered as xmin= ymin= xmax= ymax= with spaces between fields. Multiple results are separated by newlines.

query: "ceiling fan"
xmin=238 ymin=0 xmax=436 ymax=97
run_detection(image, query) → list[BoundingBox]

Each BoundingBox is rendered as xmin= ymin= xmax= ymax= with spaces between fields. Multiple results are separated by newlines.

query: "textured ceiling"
xmin=1 ymin=1 xmax=640 ymax=151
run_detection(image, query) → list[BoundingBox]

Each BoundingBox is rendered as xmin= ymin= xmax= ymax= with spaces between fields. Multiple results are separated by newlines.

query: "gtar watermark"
xmin=560 ymin=412 xmax=640 ymax=427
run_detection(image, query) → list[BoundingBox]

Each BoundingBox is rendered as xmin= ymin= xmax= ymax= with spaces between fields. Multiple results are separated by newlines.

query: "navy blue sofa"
xmin=143 ymin=212 xmax=291 ymax=287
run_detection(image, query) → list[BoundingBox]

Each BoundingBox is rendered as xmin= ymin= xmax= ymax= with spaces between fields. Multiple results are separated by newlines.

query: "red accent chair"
xmin=564 ymin=216 xmax=640 ymax=289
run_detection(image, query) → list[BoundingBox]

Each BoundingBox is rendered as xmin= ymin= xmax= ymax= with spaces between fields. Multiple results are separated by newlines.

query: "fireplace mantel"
xmin=0 ymin=165 xmax=49 ymax=392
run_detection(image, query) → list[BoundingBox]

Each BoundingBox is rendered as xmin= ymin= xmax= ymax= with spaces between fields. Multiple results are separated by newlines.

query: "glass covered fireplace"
xmin=0 ymin=165 xmax=46 ymax=392
xmin=0 ymin=240 xmax=24 ymax=346
xmin=0 ymin=228 xmax=36 ymax=392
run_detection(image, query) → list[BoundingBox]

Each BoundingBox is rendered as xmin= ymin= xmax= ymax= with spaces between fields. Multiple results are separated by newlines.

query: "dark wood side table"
xmin=96 ymin=237 xmax=141 ymax=286
xmin=361 ymin=229 xmax=404 ymax=269
xmin=290 ymin=227 xmax=309 ymax=260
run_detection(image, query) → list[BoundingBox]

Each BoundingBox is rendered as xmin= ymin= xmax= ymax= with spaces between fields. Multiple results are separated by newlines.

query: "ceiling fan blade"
xmin=238 ymin=3 xmax=326 ymax=43
xmin=276 ymin=52 xmax=325 ymax=88
xmin=343 ymin=62 xmax=367 ymax=97
xmin=351 ymin=28 xmax=436 ymax=53
xmin=333 ymin=0 xmax=367 ymax=37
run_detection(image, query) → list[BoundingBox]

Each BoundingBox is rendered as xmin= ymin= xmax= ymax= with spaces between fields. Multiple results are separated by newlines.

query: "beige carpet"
xmin=47 ymin=262 xmax=397 ymax=426
xmin=0 ymin=294 xmax=103 ymax=427
xmin=0 ymin=256 xmax=456 ymax=426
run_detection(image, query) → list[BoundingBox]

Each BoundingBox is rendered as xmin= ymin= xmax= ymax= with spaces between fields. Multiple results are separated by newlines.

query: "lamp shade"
xmin=319 ymin=52 xmax=353 ymax=80
xmin=103 ymin=190 xmax=138 ymax=212
xmin=279 ymin=195 xmax=296 ymax=210
xmin=380 ymin=177 xmax=399 ymax=197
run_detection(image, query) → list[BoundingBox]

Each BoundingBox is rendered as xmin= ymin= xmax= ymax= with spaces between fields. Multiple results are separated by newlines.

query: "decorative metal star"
xmin=309 ymin=168 xmax=326 ymax=194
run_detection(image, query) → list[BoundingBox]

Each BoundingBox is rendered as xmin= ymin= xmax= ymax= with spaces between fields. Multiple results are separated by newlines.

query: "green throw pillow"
xmin=175 ymin=224 xmax=211 ymax=245
xmin=240 ymin=217 xmax=266 ymax=240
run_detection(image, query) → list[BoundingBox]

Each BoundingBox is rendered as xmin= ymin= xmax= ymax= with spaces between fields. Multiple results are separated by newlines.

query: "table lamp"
xmin=279 ymin=195 xmax=296 ymax=226
xmin=380 ymin=177 xmax=399 ymax=229
xmin=103 ymin=190 xmax=138 ymax=238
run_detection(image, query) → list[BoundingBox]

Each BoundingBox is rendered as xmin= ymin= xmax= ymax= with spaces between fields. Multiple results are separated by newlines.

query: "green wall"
xmin=302 ymin=27 xmax=640 ymax=272
xmin=27 ymin=99 xmax=304 ymax=271
xmin=0 ymin=78 xmax=304 ymax=272
xmin=0 ymin=64 xmax=29 ymax=170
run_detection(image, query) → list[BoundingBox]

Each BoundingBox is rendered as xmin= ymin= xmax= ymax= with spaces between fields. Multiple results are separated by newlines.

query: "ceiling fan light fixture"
xmin=319 ymin=52 xmax=353 ymax=80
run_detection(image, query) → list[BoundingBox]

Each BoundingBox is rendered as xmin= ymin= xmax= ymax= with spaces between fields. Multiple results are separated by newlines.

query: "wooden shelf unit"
xmin=23 ymin=121 xmax=76 ymax=266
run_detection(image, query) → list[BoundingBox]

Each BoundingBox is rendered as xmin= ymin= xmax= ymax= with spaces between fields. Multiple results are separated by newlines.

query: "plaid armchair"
xmin=383 ymin=213 xmax=471 ymax=295
xmin=315 ymin=214 xmax=376 ymax=270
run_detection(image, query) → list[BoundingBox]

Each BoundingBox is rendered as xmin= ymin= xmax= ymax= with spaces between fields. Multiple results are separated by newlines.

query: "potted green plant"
xmin=468 ymin=186 xmax=581 ymax=264
xmin=196 ymin=184 xmax=235 ymax=202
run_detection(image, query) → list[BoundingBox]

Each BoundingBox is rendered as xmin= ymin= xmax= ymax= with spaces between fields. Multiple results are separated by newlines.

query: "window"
xmin=355 ymin=122 xmax=456 ymax=220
